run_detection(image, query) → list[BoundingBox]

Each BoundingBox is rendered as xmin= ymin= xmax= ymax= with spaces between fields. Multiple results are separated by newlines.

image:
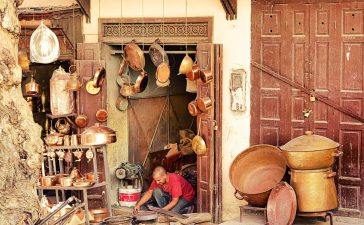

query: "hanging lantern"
xmin=25 ymin=74 xmax=40 ymax=97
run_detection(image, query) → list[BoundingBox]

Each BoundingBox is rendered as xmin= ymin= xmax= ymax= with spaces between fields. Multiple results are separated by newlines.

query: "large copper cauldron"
xmin=280 ymin=131 xmax=341 ymax=170
xmin=290 ymin=168 xmax=338 ymax=212
xmin=229 ymin=144 xmax=286 ymax=206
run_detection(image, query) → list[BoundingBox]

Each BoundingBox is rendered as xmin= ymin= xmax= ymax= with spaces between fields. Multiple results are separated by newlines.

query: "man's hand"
xmin=133 ymin=204 xmax=141 ymax=214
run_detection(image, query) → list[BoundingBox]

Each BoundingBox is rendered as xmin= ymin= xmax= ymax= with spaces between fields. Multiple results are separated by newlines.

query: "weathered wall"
xmin=84 ymin=0 xmax=251 ymax=220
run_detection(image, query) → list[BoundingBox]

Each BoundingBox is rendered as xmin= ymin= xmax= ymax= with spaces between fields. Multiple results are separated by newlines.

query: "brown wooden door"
xmin=196 ymin=43 xmax=215 ymax=215
xmin=252 ymin=1 xmax=364 ymax=217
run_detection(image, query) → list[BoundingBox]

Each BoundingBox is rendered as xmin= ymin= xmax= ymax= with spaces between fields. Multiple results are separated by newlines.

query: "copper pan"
xmin=124 ymin=41 xmax=145 ymax=71
xmin=118 ymin=57 xmax=127 ymax=76
xmin=229 ymin=144 xmax=286 ymax=206
xmin=93 ymin=67 xmax=106 ymax=88
xmin=134 ymin=71 xmax=148 ymax=93
xmin=156 ymin=62 xmax=170 ymax=84
xmin=75 ymin=114 xmax=88 ymax=128
xmin=186 ymin=64 xmax=200 ymax=81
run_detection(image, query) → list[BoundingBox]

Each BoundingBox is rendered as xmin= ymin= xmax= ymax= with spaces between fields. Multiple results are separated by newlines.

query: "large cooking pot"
xmin=280 ymin=131 xmax=341 ymax=170
xmin=80 ymin=123 xmax=116 ymax=146
xmin=290 ymin=168 xmax=338 ymax=212
xmin=229 ymin=144 xmax=286 ymax=206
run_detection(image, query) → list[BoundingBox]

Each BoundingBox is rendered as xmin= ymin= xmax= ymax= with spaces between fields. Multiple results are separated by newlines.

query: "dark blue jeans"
xmin=142 ymin=188 xmax=192 ymax=214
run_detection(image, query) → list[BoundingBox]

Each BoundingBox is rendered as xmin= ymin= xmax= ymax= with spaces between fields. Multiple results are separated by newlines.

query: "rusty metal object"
xmin=229 ymin=144 xmax=286 ymax=207
xmin=290 ymin=168 xmax=338 ymax=212
xmin=280 ymin=131 xmax=341 ymax=170
xmin=124 ymin=41 xmax=145 ymax=71
xmin=267 ymin=181 xmax=297 ymax=225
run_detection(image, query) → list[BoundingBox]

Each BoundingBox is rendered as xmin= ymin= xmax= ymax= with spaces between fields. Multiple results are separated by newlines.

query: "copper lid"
xmin=280 ymin=131 xmax=339 ymax=152
xmin=81 ymin=123 xmax=115 ymax=135
xmin=267 ymin=182 xmax=297 ymax=225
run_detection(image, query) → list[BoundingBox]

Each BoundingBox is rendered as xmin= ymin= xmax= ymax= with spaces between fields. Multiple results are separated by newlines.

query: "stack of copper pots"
xmin=280 ymin=131 xmax=342 ymax=213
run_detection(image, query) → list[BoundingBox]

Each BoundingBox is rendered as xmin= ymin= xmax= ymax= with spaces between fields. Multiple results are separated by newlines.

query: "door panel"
xmin=196 ymin=43 xmax=215 ymax=214
xmin=252 ymin=1 xmax=364 ymax=217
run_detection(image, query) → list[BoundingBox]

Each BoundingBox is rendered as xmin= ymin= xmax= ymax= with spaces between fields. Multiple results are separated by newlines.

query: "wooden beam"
xmin=76 ymin=0 xmax=90 ymax=23
xmin=220 ymin=0 xmax=237 ymax=20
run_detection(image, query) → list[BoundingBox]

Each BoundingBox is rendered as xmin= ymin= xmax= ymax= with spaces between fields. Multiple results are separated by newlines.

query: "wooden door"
xmin=196 ymin=43 xmax=215 ymax=214
xmin=251 ymin=1 xmax=364 ymax=217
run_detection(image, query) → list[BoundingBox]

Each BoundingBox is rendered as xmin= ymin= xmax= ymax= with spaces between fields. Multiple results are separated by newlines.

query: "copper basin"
xmin=229 ymin=144 xmax=287 ymax=206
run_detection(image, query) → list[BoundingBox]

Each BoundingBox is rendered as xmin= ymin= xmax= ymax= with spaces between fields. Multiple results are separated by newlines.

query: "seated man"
xmin=134 ymin=166 xmax=194 ymax=214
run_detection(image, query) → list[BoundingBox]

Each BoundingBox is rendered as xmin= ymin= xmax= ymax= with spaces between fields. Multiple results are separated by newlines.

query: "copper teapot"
xmin=65 ymin=65 xmax=82 ymax=91
xmin=44 ymin=128 xmax=63 ymax=146
xmin=70 ymin=167 xmax=81 ymax=180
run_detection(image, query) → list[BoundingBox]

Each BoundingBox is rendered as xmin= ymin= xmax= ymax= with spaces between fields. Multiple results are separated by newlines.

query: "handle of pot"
xmin=332 ymin=151 xmax=343 ymax=157
xmin=325 ymin=172 xmax=337 ymax=178
xmin=234 ymin=190 xmax=247 ymax=200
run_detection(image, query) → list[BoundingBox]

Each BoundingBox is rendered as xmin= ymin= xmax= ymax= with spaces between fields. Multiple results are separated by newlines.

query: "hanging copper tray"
xmin=267 ymin=181 xmax=297 ymax=225
xmin=124 ymin=41 xmax=145 ymax=71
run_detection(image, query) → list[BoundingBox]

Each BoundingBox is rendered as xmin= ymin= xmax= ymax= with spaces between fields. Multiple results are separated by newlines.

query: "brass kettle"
xmin=55 ymin=118 xmax=71 ymax=135
xmin=25 ymin=74 xmax=40 ymax=97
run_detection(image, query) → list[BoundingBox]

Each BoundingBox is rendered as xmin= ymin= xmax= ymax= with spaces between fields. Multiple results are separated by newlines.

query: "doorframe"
xmin=99 ymin=17 xmax=222 ymax=221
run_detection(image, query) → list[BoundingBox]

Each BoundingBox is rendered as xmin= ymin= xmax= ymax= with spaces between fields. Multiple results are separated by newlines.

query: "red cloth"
xmin=149 ymin=173 xmax=195 ymax=202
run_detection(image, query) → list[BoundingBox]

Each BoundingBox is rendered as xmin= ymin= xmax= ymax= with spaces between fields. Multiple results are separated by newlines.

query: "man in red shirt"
xmin=134 ymin=166 xmax=194 ymax=214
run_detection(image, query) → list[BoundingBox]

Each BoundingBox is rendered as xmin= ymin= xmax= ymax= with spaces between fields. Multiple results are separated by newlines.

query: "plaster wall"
xmin=82 ymin=0 xmax=251 ymax=220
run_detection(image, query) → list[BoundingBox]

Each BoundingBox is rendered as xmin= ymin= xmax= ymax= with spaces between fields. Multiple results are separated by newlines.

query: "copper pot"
xmin=124 ymin=41 xmax=145 ymax=71
xmin=229 ymin=144 xmax=286 ymax=206
xmin=86 ymin=172 xmax=103 ymax=182
xmin=200 ymin=69 xmax=213 ymax=83
xmin=196 ymin=96 xmax=212 ymax=112
xmin=70 ymin=134 xmax=79 ymax=146
xmin=186 ymin=64 xmax=201 ymax=81
xmin=60 ymin=177 xmax=73 ymax=187
xmin=44 ymin=128 xmax=63 ymax=146
xmin=41 ymin=176 xmax=56 ymax=186
xmin=115 ymin=96 xmax=128 ymax=111
xmin=290 ymin=168 xmax=338 ymax=212
xmin=280 ymin=131 xmax=341 ymax=170
xmin=80 ymin=123 xmax=117 ymax=146
xmin=188 ymin=100 xmax=201 ymax=116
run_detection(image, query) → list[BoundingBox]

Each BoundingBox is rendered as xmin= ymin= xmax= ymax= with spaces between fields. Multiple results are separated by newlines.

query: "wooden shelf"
xmin=36 ymin=181 xmax=107 ymax=191
xmin=46 ymin=145 xmax=105 ymax=150
xmin=46 ymin=113 xmax=77 ymax=129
